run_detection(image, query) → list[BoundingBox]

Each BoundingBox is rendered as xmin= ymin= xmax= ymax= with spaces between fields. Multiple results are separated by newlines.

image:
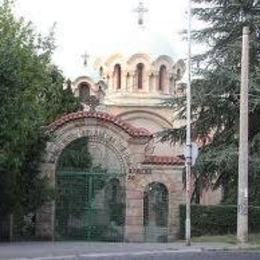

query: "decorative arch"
xmin=47 ymin=113 xmax=152 ymax=161
xmin=43 ymin=111 xmax=153 ymax=178
xmin=153 ymin=55 xmax=173 ymax=69
xmin=73 ymin=76 xmax=95 ymax=88
xmin=127 ymin=53 xmax=152 ymax=66
xmin=117 ymin=110 xmax=173 ymax=129
xmin=105 ymin=53 xmax=125 ymax=67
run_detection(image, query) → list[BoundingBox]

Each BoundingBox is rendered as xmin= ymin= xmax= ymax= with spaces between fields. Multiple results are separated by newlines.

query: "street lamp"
xmin=185 ymin=0 xmax=192 ymax=247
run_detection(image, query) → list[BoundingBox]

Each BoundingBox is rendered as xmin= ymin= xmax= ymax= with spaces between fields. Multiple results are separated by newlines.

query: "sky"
xmin=14 ymin=0 xmax=190 ymax=79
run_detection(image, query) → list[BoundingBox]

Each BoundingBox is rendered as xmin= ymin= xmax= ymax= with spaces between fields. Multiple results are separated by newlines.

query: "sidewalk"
xmin=0 ymin=241 xmax=259 ymax=260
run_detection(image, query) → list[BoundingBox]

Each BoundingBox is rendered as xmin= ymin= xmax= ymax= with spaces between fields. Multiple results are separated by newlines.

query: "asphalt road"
xmin=77 ymin=252 xmax=260 ymax=260
xmin=0 ymin=242 xmax=259 ymax=260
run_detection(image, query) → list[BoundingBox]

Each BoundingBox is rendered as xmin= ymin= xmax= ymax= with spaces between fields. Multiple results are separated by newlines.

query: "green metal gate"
xmin=55 ymin=171 xmax=125 ymax=241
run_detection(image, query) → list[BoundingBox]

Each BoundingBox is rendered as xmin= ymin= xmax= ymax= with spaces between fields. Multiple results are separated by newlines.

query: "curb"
xmin=6 ymin=247 xmax=260 ymax=260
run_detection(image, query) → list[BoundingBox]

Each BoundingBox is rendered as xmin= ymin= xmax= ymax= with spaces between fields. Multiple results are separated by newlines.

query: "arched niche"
xmin=143 ymin=182 xmax=169 ymax=242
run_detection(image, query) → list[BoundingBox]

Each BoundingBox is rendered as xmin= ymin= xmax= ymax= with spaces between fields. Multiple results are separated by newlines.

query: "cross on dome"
xmin=134 ymin=1 xmax=148 ymax=26
xmin=81 ymin=52 xmax=89 ymax=67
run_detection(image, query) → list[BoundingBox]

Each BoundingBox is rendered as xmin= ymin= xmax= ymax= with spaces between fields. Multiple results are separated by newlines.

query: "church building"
xmin=36 ymin=1 xmax=221 ymax=243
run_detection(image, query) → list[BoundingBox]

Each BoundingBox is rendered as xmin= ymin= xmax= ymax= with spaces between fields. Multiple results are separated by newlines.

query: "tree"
xmin=0 ymin=0 xmax=81 ymax=237
xmin=161 ymin=0 xmax=260 ymax=205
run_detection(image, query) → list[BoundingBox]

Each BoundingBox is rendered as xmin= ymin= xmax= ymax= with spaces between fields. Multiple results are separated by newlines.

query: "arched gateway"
xmin=36 ymin=111 xmax=185 ymax=242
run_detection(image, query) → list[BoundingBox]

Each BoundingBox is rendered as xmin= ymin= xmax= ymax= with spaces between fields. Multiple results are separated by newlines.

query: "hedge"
xmin=179 ymin=204 xmax=260 ymax=238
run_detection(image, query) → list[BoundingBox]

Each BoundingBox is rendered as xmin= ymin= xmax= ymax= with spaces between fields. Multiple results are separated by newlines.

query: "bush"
xmin=179 ymin=205 xmax=260 ymax=238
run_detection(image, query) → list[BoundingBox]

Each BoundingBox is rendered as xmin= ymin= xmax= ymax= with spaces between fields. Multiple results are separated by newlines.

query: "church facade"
xmin=36 ymin=2 xmax=221 ymax=242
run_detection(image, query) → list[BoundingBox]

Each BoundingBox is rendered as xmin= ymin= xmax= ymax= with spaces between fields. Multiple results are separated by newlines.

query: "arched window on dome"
xmin=113 ymin=64 xmax=122 ymax=90
xmin=99 ymin=66 xmax=104 ymax=77
xmin=177 ymin=68 xmax=181 ymax=80
xmin=136 ymin=63 xmax=144 ymax=89
xmin=159 ymin=65 xmax=167 ymax=91
xmin=126 ymin=72 xmax=130 ymax=91
xmin=79 ymin=82 xmax=90 ymax=103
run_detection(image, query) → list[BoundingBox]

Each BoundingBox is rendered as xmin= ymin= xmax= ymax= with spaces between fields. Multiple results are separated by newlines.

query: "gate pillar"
xmin=36 ymin=162 xmax=56 ymax=240
xmin=36 ymin=202 xmax=55 ymax=240
xmin=124 ymin=188 xmax=144 ymax=242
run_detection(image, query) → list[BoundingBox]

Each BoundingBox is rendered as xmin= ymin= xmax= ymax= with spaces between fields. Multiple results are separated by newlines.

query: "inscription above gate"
xmin=129 ymin=168 xmax=152 ymax=175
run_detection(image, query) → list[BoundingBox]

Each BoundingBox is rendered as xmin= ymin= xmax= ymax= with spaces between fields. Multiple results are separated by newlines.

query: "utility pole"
xmin=185 ymin=0 xmax=192 ymax=247
xmin=237 ymin=26 xmax=249 ymax=244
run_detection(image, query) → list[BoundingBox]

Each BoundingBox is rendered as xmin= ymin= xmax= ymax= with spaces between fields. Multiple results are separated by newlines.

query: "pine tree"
xmin=161 ymin=0 xmax=260 ymax=205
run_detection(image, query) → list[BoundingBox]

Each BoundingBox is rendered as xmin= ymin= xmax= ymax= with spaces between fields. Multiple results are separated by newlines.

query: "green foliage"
xmin=179 ymin=204 xmax=260 ymax=238
xmin=109 ymin=202 xmax=126 ymax=226
xmin=57 ymin=137 xmax=92 ymax=170
xmin=0 ymin=0 xmax=80 ymax=236
xmin=161 ymin=0 xmax=260 ymax=205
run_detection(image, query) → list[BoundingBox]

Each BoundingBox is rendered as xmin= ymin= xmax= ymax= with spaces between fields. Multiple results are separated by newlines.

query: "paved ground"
xmin=0 ymin=242 xmax=259 ymax=260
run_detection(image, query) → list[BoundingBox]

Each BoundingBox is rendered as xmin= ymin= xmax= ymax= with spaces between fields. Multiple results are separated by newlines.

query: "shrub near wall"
xmin=179 ymin=205 xmax=260 ymax=238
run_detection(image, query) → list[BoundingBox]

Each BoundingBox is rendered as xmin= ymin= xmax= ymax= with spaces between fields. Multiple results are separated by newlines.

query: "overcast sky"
xmin=15 ymin=0 xmax=190 ymax=79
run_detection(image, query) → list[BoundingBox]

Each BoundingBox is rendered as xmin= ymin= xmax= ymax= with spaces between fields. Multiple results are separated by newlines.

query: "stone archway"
xmin=55 ymin=136 xmax=127 ymax=241
xmin=36 ymin=112 xmax=152 ymax=241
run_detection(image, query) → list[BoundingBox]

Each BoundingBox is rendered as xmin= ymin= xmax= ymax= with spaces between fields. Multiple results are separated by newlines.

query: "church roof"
xmin=49 ymin=111 xmax=152 ymax=138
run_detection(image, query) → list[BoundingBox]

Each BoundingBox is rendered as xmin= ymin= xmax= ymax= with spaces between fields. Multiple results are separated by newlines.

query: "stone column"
xmin=149 ymin=74 xmax=155 ymax=92
xmin=129 ymin=72 xmax=135 ymax=93
xmin=165 ymin=75 xmax=171 ymax=95
xmin=106 ymin=74 xmax=111 ymax=94
xmin=154 ymin=73 xmax=159 ymax=93
xmin=168 ymin=175 xmax=186 ymax=241
xmin=125 ymin=73 xmax=130 ymax=92
xmin=122 ymin=71 xmax=127 ymax=92
xmin=124 ymin=187 xmax=144 ymax=242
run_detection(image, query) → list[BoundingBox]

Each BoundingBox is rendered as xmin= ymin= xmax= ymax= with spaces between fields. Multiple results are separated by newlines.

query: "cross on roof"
xmin=134 ymin=1 xmax=148 ymax=26
xmin=81 ymin=52 xmax=89 ymax=67
xmin=85 ymin=95 xmax=100 ymax=112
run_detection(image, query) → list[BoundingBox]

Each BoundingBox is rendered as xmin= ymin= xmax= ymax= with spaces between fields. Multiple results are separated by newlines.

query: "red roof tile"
xmin=143 ymin=155 xmax=185 ymax=166
xmin=49 ymin=111 xmax=152 ymax=138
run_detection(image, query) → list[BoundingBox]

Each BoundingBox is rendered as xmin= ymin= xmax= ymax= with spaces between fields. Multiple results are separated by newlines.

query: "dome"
xmin=119 ymin=28 xmax=176 ymax=59
xmin=100 ymin=27 xmax=177 ymax=60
